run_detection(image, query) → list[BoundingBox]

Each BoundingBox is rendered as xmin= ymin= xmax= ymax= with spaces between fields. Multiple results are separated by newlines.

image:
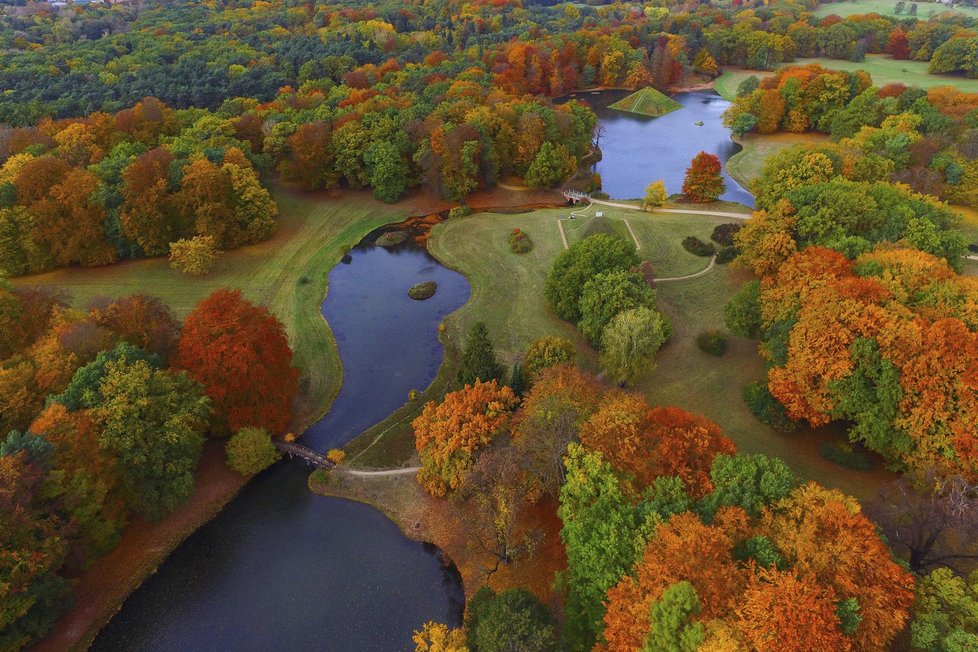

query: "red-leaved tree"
xmin=174 ymin=289 xmax=299 ymax=436
xmin=682 ymin=151 xmax=726 ymax=203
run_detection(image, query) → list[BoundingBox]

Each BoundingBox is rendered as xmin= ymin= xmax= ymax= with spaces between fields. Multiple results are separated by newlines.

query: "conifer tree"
xmin=457 ymin=321 xmax=505 ymax=386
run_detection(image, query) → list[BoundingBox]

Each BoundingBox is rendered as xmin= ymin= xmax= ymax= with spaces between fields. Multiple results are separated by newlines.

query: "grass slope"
xmin=355 ymin=207 xmax=889 ymax=500
xmin=609 ymin=86 xmax=683 ymax=117
xmin=813 ymin=0 xmax=978 ymax=19
xmin=726 ymin=133 xmax=830 ymax=191
xmin=13 ymin=188 xmax=408 ymax=431
xmin=715 ymin=55 xmax=978 ymax=102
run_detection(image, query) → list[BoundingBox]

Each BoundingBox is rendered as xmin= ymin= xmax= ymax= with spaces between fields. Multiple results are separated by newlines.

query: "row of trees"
xmin=0 ymin=285 xmax=299 ymax=649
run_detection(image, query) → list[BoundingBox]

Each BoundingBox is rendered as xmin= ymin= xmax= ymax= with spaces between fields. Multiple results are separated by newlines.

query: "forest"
xmin=2 ymin=0 xmax=978 ymax=649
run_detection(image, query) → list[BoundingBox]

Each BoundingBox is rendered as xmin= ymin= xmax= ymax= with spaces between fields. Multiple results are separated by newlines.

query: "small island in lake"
xmin=608 ymin=86 xmax=682 ymax=117
xmin=375 ymin=231 xmax=409 ymax=246
xmin=408 ymin=281 xmax=438 ymax=300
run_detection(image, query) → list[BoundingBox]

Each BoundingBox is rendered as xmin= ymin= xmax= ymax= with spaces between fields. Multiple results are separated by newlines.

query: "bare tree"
xmin=867 ymin=471 xmax=978 ymax=575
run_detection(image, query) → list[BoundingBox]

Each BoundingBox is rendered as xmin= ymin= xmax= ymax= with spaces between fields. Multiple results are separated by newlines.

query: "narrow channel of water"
xmin=91 ymin=230 xmax=470 ymax=651
xmin=568 ymin=89 xmax=754 ymax=206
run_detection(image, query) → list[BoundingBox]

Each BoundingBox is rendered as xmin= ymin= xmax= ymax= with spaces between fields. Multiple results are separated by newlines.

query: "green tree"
xmin=466 ymin=587 xmax=557 ymax=652
xmin=724 ymin=280 xmax=762 ymax=339
xmin=559 ymin=443 xmax=644 ymax=650
xmin=600 ymin=306 xmax=670 ymax=386
xmin=525 ymin=142 xmax=576 ymax=189
xmin=545 ymin=234 xmax=639 ymax=322
xmin=365 ymin=140 xmax=409 ymax=203
xmin=509 ymin=362 xmax=527 ymax=397
xmin=225 ymin=427 xmax=281 ymax=476
xmin=643 ymin=581 xmax=705 ymax=652
xmin=698 ymin=453 xmax=798 ymax=520
xmin=578 ymin=270 xmax=657 ymax=346
xmin=642 ymin=180 xmax=667 ymax=210
xmin=94 ymin=360 xmax=211 ymax=520
xmin=50 ymin=342 xmax=161 ymax=411
xmin=911 ymin=568 xmax=978 ymax=652
xmin=457 ymin=322 xmax=505 ymax=386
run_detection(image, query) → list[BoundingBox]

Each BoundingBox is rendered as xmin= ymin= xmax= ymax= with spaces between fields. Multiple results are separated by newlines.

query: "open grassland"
xmin=814 ymin=0 xmax=978 ymax=18
xmin=726 ymin=133 xmax=831 ymax=190
xmin=354 ymin=207 xmax=889 ymax=501
xmin=14 ymin=189 xmax=409 ymax=431
xmin=715 ymin=55 xmax=978 ymax=102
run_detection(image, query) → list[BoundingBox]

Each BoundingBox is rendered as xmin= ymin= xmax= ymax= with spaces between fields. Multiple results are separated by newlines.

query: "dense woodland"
xmin=3 ymin=0 xmax=978 ymax=649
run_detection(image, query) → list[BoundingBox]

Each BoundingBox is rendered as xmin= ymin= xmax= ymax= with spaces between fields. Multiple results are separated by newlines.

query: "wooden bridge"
xmin=274 ymin=440 xmax=334 ymax=469
xmin=562 ymin=189 xmax=591 ymax=203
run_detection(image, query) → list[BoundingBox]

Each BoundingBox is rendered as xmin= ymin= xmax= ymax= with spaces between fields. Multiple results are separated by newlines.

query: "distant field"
xmin=14 ymin=189 xmax=407 ymax=430
xmin=395 ymin=207 xmax=889 ymax=501
xmin=813 ymin=0 xmax=978 ymax=18
xmin=714 ymin=55 xmax=978 ymax=102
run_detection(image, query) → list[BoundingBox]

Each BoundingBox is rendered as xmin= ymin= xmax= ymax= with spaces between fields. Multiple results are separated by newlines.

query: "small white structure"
xmin=595 ymin=211 xmax=604 ymax=218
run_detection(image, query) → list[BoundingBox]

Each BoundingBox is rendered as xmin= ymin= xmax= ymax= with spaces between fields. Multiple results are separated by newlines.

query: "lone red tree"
xmin=682 ymin=151 xmax=725 ymax=203
xmin=174 ymin=289 xmax=300 ymax=436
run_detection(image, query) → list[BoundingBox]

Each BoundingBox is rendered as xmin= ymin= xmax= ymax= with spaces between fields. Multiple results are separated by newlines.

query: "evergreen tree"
xmin=458 ymin=321 xmax=505 ymax=386
xmin=509 ymin=362 xmax=527 ymax=397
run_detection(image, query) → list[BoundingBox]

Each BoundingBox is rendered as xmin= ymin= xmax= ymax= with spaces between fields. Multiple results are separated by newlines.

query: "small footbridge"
xmin=273 ymin=439 xmax=334 ymax=469
xmin=562 ymin=189 xmax=590 ymax=203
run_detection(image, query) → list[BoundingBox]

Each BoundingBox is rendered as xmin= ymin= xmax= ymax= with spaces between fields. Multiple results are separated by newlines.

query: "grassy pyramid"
xmin=608 ymin=86 xmax=682 ymax=117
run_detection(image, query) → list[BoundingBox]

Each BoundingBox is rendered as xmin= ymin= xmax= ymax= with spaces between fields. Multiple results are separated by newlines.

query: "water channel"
xmin=91 ymin=232 xmax=470 ymax=651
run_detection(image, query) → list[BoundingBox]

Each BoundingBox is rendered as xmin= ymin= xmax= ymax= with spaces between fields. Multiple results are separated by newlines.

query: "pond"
xmin=568 ymin=89 xmax=753 ymax=206
xmin=91 ymin=230 xmax=471 ymax=651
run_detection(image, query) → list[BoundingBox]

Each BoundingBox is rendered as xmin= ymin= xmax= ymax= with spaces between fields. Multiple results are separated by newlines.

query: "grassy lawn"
xmin=813 ymin=0 xmax=978 ymax=19
xmin=714 ymin=55 xmax=978 ymax=102
xmin=726 ymin=133 xmax=830 ymax=190
xmin=13 ymin=188 xmax=409 ymax=431
xmin=352 ymin=207 xmax=890 ymax=501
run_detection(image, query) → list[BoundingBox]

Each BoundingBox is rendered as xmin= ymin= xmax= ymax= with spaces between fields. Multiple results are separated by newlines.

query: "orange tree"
xmin=412 ymin=380 xmax=519 ymax=497
xmin=682 ymin=151 xmax=725 ymax=203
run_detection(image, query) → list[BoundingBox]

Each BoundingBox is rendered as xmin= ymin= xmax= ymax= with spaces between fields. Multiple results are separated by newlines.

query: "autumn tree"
xmin=413 ymin=622 xmax=468 ymax=652
xmin=644 ymin=581 xmax=705 ymax=652
xmin=545 ymin=234 xmax=639 ymax=322
xmin=910 ymin=568 xmax=978 ymax=652
xmin=95 ymin=359 xmax=210 ymax=520
xmin=89 ymin=293 xmax=180 ymax=360
xmin=581 ymin=400 xmax=735 ymax=496
xmin=457 ymin=321 xmax=505 ymax=386
xmin=513 ymin=365 xmax=603 ymax=496
xmin=522 ymin=336 xmax=575 ymax=379
xmin=600 ymin=307 xmax=670 ymax=386
xmin=412 ymin=380 xmax=518 ymax=497
xmin=29 ymin=168 xmax=117 ymax=267
xmin=169 ymin=235 xmax=221 ymax=277
xmin=175 ymin=289 xmax=300 ymax=436
xmin=682 ymin=152 xmax=725 ymax=203
xmin=120 ymin=147 xmax=186 ymax=255
xmin=642 ymin=180 xmax=667 ymax=210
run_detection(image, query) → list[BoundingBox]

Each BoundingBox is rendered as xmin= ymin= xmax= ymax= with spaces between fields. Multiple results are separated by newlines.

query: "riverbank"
xmin=309 ymin=470 xmax=566 ymax=606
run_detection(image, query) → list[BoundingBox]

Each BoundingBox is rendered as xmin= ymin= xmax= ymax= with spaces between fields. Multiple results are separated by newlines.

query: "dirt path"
xmin=341 ymin=466 xmax=421 ymax=477
xmin=585 ymin=197 xmax=751 ymax=220
xmin=655 ymin=255 xmax=717 ymax=282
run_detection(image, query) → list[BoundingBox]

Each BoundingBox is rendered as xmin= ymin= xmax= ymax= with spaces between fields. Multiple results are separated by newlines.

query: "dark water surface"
xmin=91 ymin=233 xmax=470 ymax=651
xmin=568 ymin=89 xmax=753 ymax=206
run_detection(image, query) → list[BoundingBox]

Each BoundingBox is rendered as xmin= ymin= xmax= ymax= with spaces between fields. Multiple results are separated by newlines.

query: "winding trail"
xmin=654 ymin=255 xmax=717 ymax=282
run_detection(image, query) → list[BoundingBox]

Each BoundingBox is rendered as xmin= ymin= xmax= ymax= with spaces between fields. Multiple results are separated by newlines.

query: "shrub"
xmin=710 ymin=223 xmax=743 ymax=246
xmin=743 ymin=381 xmax=796 ymax=433
xmin=524 ymin=336 xmax=576 ymax=377
xmin=682 ymin=236 xmax=716 ymax=257
xmin=695 ymin=329 xmax=728 ymax=356
xmin=716 ymin=246 xmax=739 ymax=264
xmin=326 ymin=448 xmax=346 ymax=465
xmin=631 ymin=259 xmax=656 ymax=285
xmin=169 ymin=235 xmax=220 ymax=276
xmin=819 ymin=442 xmax=872 ymax=470
xmin=725 ymin=281 xmax=762 ymax=339
xmin=508 ymin=228 xmax=534 ymax=253
xmin=225 ymin=427 xmax=280 ymax=476
xmin=448 ymin=205 xmax=472 ymax=219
